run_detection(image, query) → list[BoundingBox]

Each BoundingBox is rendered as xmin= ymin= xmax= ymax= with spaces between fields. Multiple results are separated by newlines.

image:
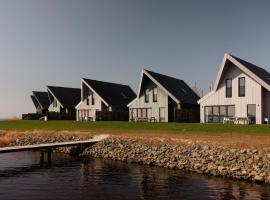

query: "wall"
xmin=76 ymin=83 xmax=103 ymax=121
xmin=200 ymin=63 xmax=262 ymax=124
xmin=129 ymin=85 xmax=168 ymax=122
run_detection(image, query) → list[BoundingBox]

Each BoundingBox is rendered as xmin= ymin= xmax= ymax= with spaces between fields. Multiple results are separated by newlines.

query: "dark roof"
xmin=145 ymin=70 xmax=200 ymax=104
xmin=83 ymin=79 xmax=136 ymax=106
xmin=230 ymin=54 xmax=270 ymax=85
xmin=31 ymin=91 xmax=50 ymax=109
xmin=47 ymin=86 xmax=81 ymax=109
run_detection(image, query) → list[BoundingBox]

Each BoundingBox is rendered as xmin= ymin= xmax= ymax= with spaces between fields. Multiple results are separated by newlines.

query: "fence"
xmin=96 ymin=111 xmax=129 ymax=121
xmin=175 ymin=108 xmax=200 ymax=123
xmin=22 ymin=112 xmax=76 ymax=120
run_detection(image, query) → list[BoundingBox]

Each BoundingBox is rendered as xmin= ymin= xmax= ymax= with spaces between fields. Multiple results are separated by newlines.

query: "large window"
xmin=153 ymin=87 xmax=157 ymax=102
xmin=239 ymin=77 xmax=245 ymax=97
xmin=247 ymin=104 xmax=256 ymax=124
xmin=205 ymin=105 xmax=235 ymax=123
xmin=226 ymin=79 xmax=232 ymax=98
xmin=145 ymin=89 xmax=149 ymax=103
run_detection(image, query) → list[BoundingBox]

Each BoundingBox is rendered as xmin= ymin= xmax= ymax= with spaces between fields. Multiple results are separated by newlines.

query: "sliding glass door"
xmin=205 ymin=105 xmax=235 ymax=123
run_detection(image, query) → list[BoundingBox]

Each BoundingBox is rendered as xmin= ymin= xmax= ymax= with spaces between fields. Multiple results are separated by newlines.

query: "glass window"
xmin=247 ymin=104 xmax=256 ymax=124
xmin=145 ymin=89 xmax=149 ymax=103
xmin=153 ymin=87 xmax=157 ymax=102
xmin=227 ymin=105 xmax=235 ymax=117
xmin=91 ymin=95 xmax=95 ymax=105
xmin=226 ymin=79 xmax=232 ymax=98
xmin=239 ymin=77 xmax=245 ymax=97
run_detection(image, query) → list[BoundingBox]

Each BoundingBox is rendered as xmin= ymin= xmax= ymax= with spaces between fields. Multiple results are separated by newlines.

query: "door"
xmin=247 ymin=104 xmax=256 ymax=124
xmin=159 ymin=107 xmax=165 ymax=122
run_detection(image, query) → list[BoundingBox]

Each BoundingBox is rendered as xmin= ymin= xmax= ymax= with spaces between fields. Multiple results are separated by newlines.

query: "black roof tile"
xmin=230 ymin=54 xmax=270 ymax=85
xmin=145 ymin=70 xmax=200 ymax=104
xmin=83 ymin=79 xmax=136 ymax=106
xmin=47 ymin=86 xmax=81 ymax=109
xmin=32 ymin=91 xmax=50 ymax=109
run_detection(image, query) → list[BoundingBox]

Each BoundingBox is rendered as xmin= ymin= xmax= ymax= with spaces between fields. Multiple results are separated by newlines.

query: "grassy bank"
xmin=0 ymin=120 xmax=270 ymax=135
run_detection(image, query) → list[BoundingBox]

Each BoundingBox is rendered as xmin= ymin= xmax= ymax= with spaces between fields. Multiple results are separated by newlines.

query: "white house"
xmin=128 ymin=69 xmax=200 ymax=122
xmin=76 ymin=78 xmax=136 ymax=121
xmin=198 ymin=53 xmax=270 ymax=124
xmin=30 ymin=91 xmax=50 ymax=115
xmin=47 ymin=86 xmax=81 ymax=114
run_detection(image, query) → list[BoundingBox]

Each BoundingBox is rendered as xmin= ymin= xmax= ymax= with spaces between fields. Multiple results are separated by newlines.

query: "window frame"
xmin=238 ymin=77 xmax=245 ymax=97
xmin=153 ymin=87 xmax=157 ymax=102
xmin=145 ymin=89 xmax=149 ymax=103
xmin=225 ymin=78 xmax=232 ymax=98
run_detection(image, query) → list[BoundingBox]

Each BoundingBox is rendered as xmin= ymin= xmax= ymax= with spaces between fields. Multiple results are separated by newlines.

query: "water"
xmin=0 ymin=152 xmax=269 ymax=200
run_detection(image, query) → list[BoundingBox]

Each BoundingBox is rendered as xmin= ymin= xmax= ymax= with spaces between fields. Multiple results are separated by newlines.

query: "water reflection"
xmin=0 ymin=152 xmax=269 ymax=200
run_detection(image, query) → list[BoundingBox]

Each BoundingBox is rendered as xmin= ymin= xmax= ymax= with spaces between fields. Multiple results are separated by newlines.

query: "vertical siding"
xmin=76 ymin=92 xmax=102 ymax=121
xmin=128 ymin=86 xmax=168 ymax=122
xmin=200 ymin=64 xmax=262 ymax=124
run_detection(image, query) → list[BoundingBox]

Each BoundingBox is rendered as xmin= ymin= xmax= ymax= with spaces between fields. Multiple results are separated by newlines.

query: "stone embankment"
xmin=7 ymin=134 xmax=270 ymax=185
xmin=82 ymin=137 xmax=270 ymax=185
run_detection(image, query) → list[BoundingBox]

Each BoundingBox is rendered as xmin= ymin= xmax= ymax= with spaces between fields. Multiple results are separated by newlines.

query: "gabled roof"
xmin=47 ymin=86 xmax=81 ymax=109
xmin=31 ymin=91 xmax=50 ymax=109
xmin=82 ymin=79 xmax=136 ymax=106
xmin=129 ymin=69 xmax=199 ymax=105
xmin=198 ymin=53 xmax=270 ymax=103
xmin=230 ymin=55 xmax=270 ymax=86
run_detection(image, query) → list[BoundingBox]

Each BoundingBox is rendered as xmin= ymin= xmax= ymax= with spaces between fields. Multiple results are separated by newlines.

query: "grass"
xmin=0 ymin=120 xmax=270 ymax=136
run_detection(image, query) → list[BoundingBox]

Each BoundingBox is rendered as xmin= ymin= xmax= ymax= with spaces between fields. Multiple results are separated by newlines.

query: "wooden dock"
xmin=0 ymin=134 xmax=109 ymax=154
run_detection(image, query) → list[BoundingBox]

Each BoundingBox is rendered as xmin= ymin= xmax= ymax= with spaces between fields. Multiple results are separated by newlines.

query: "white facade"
xmin=199 ymin=53 xmax=270 ymax=124
xmin=128 ymin=85 xmax=169 ymax=122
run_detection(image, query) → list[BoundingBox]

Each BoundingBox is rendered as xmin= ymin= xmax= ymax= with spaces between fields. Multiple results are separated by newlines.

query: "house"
xmin=47 ymin=86 xmax=81 ymax=119
xmin=30 ymin=91 xmax=50 ymax=114
xmin=76 ymin=78 xmax=136 ymax=121
xmin=128 ymin=69 xmax=200 ymax=122
xmin=198 ymin=53 xmax=270 ymax=124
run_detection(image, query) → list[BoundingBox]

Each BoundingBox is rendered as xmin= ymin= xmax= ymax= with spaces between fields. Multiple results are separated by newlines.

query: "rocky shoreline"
xmin=8 ymin=134 xmax=270 ymax=185
xmin=83 ymin=137 xmax=270 ymax=185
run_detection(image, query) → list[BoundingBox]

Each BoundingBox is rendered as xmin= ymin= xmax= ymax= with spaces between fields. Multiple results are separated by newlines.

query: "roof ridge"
xmin=144 ymin=69 xmax=184 ymax=82
xmin=83 ymin=78 xmax=131 ymax=87
xmin=47 ymin=85 xmax=80 ymax=90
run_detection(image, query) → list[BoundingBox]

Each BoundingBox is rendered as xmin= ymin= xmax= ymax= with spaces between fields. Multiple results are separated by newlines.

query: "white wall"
xmin=76 ymin=87 xmax=103 ymax=121
xmin=129 ymin=86 xmax=169 ymax=122
xmin=200 ymin=64 xmax=262 ymax=124
xmin=48 ymin=99 xmax=62 ymax=112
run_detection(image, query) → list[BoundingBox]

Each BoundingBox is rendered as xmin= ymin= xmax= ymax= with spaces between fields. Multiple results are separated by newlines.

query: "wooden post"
xmin=47 ymin=148 xmax=52 ymax=165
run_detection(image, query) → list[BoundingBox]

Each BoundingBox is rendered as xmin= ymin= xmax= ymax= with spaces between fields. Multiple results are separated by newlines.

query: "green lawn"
xmin=0 ymin=120 xmax=270 ymax=135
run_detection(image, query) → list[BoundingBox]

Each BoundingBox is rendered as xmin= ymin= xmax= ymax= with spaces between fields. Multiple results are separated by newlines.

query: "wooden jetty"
xmin=0 ymin=134 xmax=109 ymax=163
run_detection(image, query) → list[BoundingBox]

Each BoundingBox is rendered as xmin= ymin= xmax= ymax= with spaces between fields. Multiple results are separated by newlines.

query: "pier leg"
xmin=40 ymin=151 xmax=44 ymax=165
xmin=47 ymin=148 xmax=52 ymax=165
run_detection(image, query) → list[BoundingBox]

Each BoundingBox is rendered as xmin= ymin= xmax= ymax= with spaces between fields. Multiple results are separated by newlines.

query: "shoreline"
xmin=2 ymin=131 xmax=270 ymax=185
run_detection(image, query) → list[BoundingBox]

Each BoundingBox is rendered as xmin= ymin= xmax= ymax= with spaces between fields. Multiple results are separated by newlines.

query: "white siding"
xmin=200 ymin=64 xmax=262 ymax=124
xmin=128 ymin=86 xmax=169 ymax=122
xmin=76 ymin=92 xmax=102 ymax=121
xmin=48 ymin=100 xmax=62 ymax=112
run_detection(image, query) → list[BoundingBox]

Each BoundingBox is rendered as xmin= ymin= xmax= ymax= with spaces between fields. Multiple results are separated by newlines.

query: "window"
xmin=91 ymin=95 xmax=95 ymax=105
xmin=226 ymin=79 xmax=232 ymax=98
xmin=153 ymin=87 xmax=157 ymax=102
xmin=86 ymin=93 xmax=90 ymax=105
xmin=205 ymin=105 xmax=235 ymax=123
xmin=53 ymin=99 xmax=57 ymax=107
xmin=239 ymin=77 xmax=245 ymax=97
xmin=145 ymin=89 xmax=149 ymax=103
xmin=247 ymin=104 xmax=256 ymax=124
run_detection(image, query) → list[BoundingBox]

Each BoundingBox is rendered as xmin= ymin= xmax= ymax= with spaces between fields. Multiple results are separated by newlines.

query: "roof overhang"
xmin=46 ymin=87 xmax=64 ymax=108
xmin=81 ymin=79 xmax=109 ymax=107
xmin=135 ymin=69 xmax=180 ymax=104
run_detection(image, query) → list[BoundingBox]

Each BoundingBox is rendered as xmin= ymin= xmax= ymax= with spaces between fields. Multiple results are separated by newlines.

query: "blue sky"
xmin=1 ymin=0 xmax=270 ymax=118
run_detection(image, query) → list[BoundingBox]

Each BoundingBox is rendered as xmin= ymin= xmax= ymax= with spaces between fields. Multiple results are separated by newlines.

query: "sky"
xmin=1 ymin=0 xmax=270 ymax=118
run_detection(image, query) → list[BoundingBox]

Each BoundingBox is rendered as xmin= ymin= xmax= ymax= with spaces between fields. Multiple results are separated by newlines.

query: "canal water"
xmin=0 ymin=152 xmax=269 ymax=200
